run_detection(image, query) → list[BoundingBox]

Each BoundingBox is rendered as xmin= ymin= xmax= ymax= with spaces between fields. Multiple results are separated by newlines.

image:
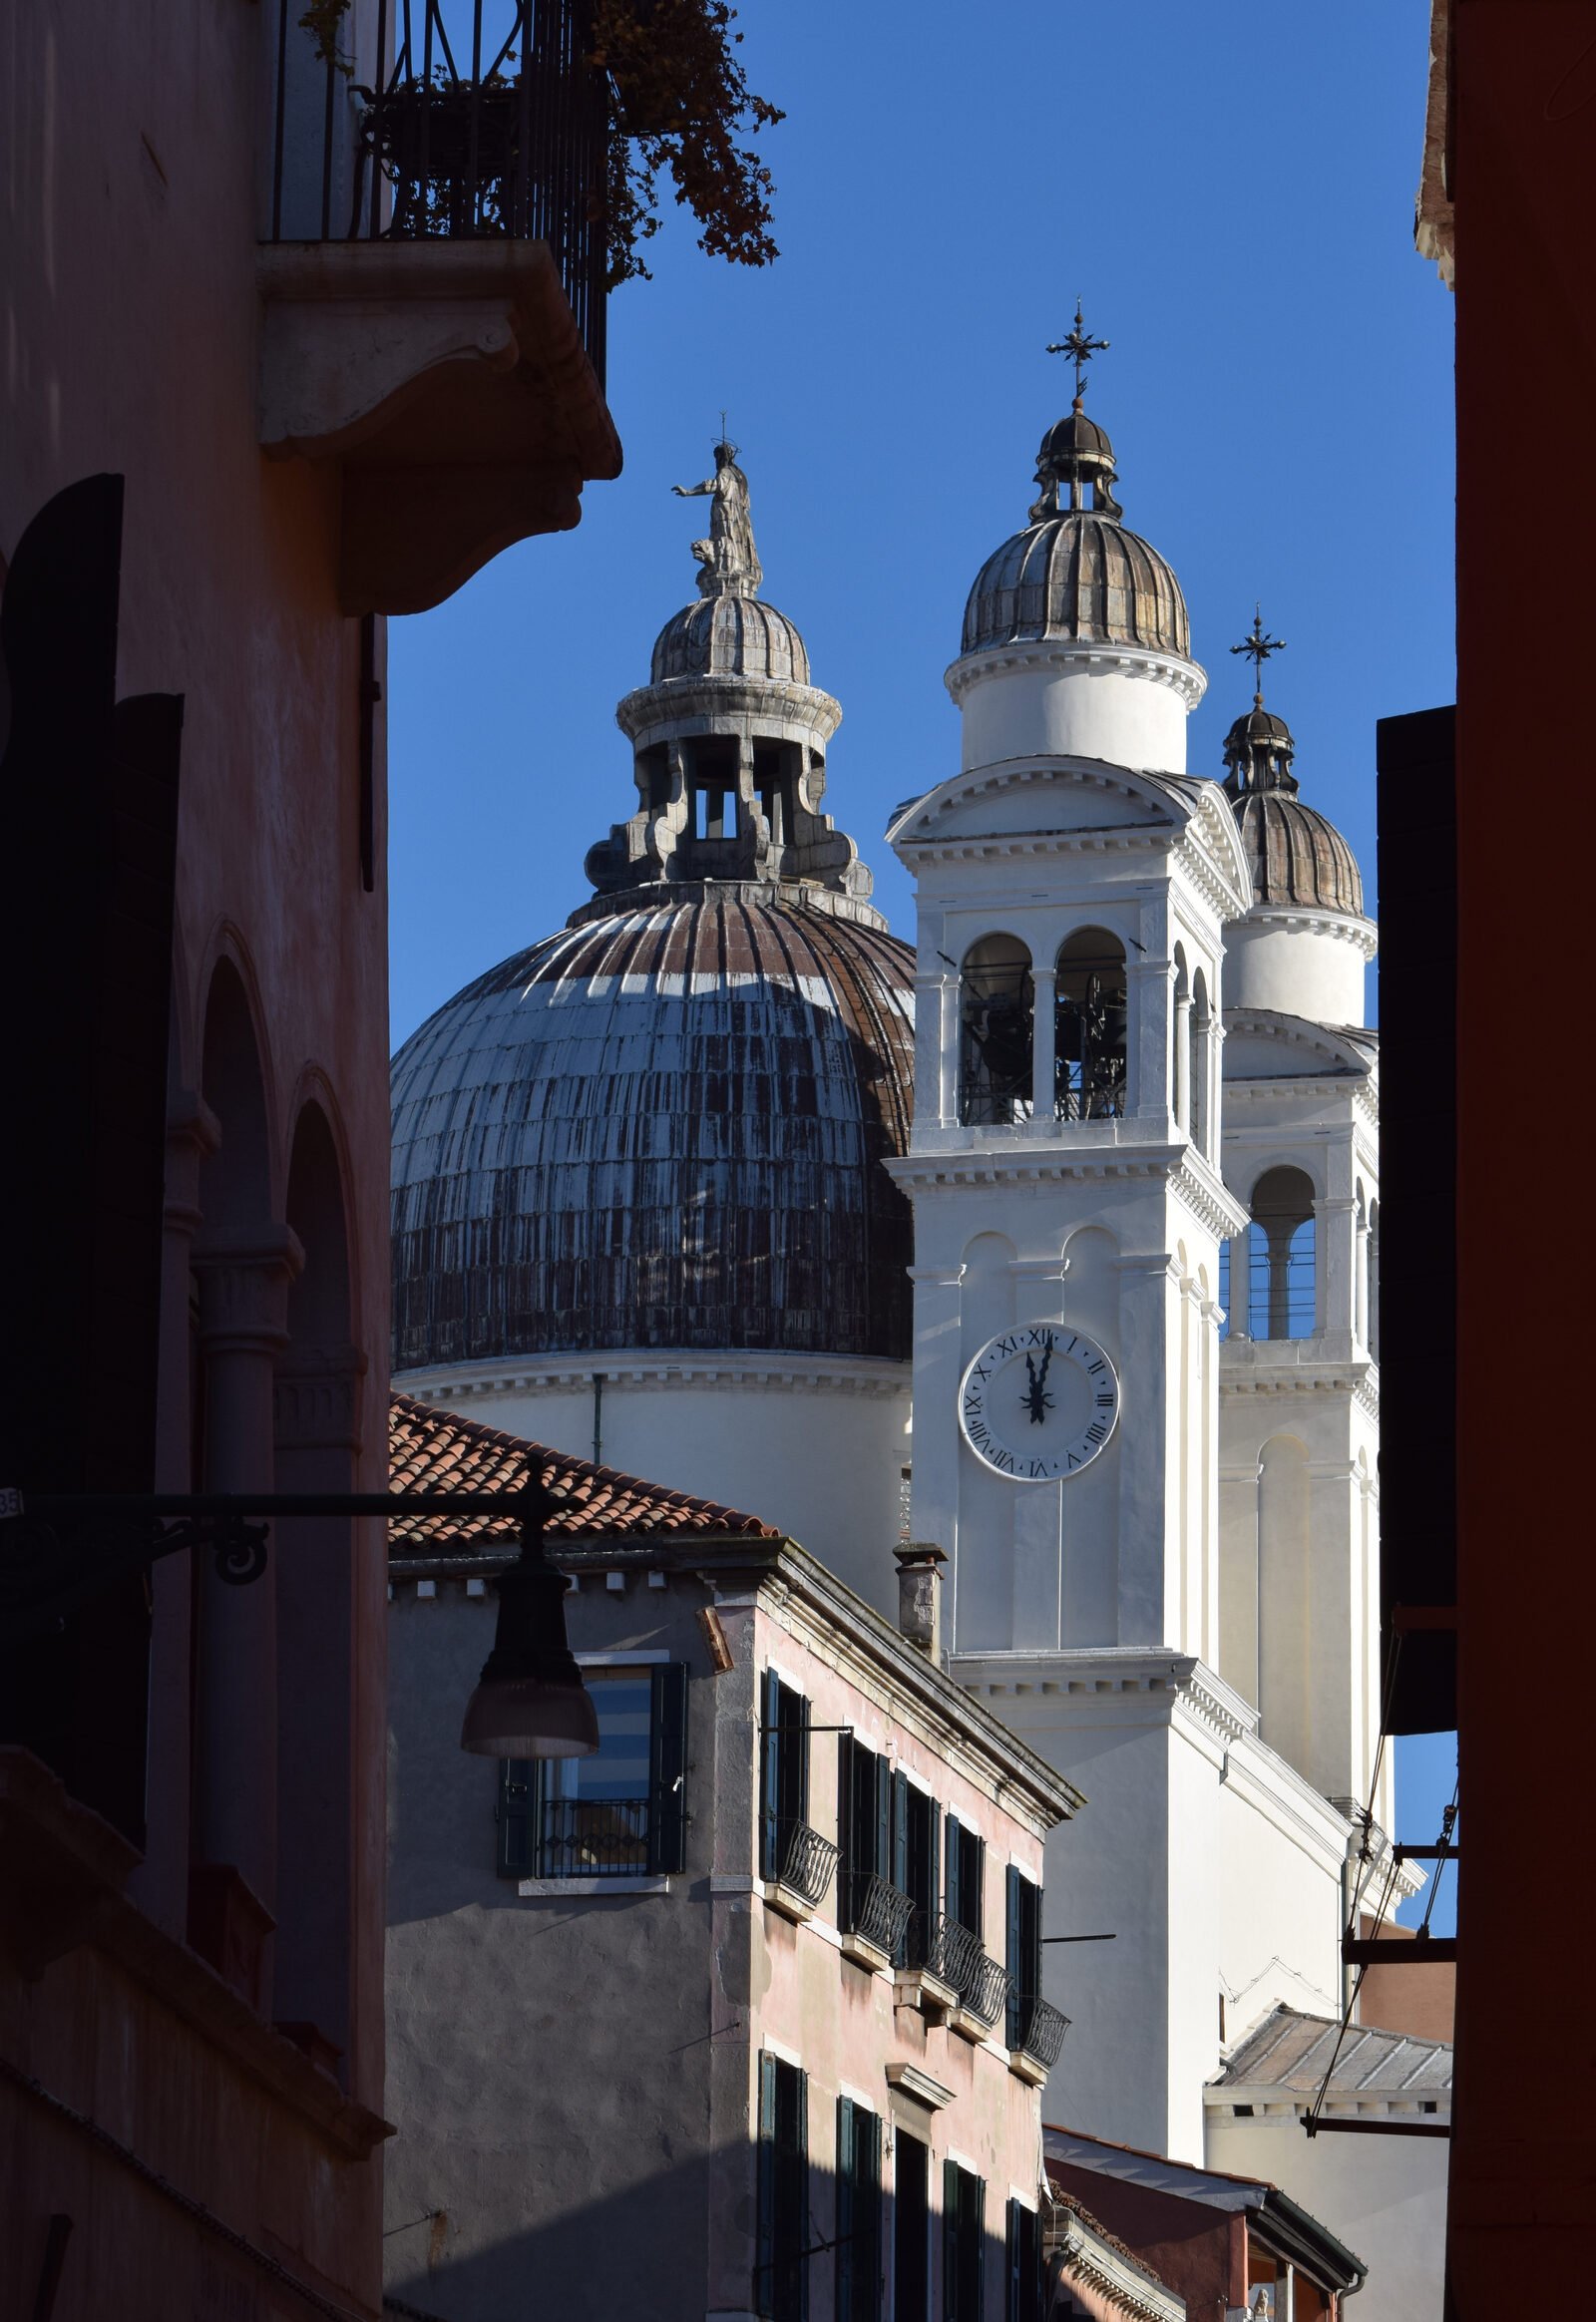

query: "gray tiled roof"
xmin=1210 ymin=2005 xmax=1453 ymax=2104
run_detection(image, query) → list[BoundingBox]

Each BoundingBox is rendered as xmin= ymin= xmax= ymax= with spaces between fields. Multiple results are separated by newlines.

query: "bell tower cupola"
xmin=946 ymin=309 xmax=1207 ymax=776
xmin=1218 ymin=612 xmax=1377 ymax=1026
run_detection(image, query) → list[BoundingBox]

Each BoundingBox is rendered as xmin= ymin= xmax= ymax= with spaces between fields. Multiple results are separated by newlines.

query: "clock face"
xmin=959 ymin=1323 xmax=1121 ymax=1482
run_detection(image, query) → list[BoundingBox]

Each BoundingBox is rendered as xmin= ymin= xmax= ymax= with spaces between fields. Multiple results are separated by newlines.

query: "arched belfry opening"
xmin=1248 ymin=1165 xmax=1317 ymax=1340
xmin=1190 ymin=967 xmax=1211 ymax=1152
xmin=1054 ymin=928 xmax=1127 ymax=1121
xmin=959 ymin=934 xmax=1033 ymax=1124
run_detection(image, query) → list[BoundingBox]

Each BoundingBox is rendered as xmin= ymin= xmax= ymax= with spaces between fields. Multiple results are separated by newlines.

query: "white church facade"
xmin=388 ymin=355 xmax=1427 ymax=2265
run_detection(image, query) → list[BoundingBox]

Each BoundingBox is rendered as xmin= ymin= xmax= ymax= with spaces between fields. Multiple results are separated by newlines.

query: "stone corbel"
xmin=256 ymin=240 xmax=621 ymax=616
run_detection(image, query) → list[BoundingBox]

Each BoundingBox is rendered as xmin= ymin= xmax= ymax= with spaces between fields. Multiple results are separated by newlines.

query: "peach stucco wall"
xmin=2 ymin=2 xmax=391 ymax=2312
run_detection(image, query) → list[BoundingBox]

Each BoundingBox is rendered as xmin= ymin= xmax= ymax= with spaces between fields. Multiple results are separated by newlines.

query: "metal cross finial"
xmin=1230 ymin=604 xmax=1286 ymax=707
xmin=1046 ymin=302 xmax=1110 ymax=411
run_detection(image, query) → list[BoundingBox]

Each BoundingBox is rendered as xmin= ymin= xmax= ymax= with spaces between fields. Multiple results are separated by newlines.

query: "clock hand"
xmin=1035 ymin=1337 xmax=1053 ymax=1390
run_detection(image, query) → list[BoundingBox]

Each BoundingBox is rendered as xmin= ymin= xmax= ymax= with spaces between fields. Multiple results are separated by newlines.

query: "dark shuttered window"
xmin=760 ymin=1668 xmax=812 ymax=1882
xmin=1005 ymin=2198 xmax=1041 ymax=2322
xmin=756 ymin=2051 xmax=809 ymax=2319
xmin=1004 ymin=1864 xmax=1041 ymax=2050
xmin=835 ymin=2097 xmax=882 ymax=2321
xmin=942 ymin=2160 xmax=986 ymax=2321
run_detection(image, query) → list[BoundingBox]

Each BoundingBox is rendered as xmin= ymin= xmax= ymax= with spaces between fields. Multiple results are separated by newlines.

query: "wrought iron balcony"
xmin=841 ymin=1871 xmax=915 ymax=1962
xmin=767 ymin=1820 xmax=838 ymax=1912
xmin=928 ymin=1914 xmax=1012 ymax=2034
xmin=534 ymin=1793 xmax=650 ymax=1878
xmin=267 ymin=0 xmax=609 ymax=382
xmin=1009 ymin=1993 xmax=1070 ymax=2072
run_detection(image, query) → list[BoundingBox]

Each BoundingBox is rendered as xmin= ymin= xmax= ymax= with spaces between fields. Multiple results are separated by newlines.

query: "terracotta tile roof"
xmin=387 ymin=1390 xmax=783 ymax=1550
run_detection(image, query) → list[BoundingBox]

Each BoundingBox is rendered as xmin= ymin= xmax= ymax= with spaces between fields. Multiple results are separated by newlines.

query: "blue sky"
xmin=387 ymin=0 xmax=1457 ymax=1927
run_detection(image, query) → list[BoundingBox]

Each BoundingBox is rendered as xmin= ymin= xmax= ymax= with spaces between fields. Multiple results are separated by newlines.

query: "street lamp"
xmin=458 ymin=1483 xmax=598 ymax=1758
xmin=4 ymin=1479 xmax=597 ymax=1758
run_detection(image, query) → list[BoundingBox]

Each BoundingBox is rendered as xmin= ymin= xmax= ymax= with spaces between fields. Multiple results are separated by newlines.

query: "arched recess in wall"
xmin=1172 ymin=945 xmax=1191 ymax=1127
xmin=1190 ymin=968 xmax=1211 ymax=1153
xmin=1368 ymin=1197 xmax=1381 ymax=1362
xmin=960 ymin=1229 xmax=1019 ymax=1350
xmin=1257 ymin=1432 xmax=1312 ymax=1772
xmin=274 ymin=1094 xmax=360 ymax=2069
xmin=1060 ymin=1224 xmax=1118 ymax=1344
xmin=960 ymin=934 xmax=1032 ymax=1124
xmin=192 ymin=955 xmax=282 ymax=1959
xmin=1248 ymin=1165 xmax=1318 ymax=1340
xmin=1055 ymin=927 xmax=1127 ymax=1121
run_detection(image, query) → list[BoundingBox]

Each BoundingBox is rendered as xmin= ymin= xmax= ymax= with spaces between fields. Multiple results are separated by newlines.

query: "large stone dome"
xmin=390 ymin=892 xmax=916 ymax=1370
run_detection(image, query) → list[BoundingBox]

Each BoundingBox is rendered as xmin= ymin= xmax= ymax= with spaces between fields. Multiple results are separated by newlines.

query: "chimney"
xmin=893 ymin=1543 xmax=948 ymax=1659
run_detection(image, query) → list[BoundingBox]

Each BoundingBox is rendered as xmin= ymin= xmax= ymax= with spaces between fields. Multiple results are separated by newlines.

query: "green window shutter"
xmin=1005 ymin=1863 xmax=1022 ymax=2049
xmin=836 ymin=2097 xmax=855 ymax=2321
xmin=859 ymin=2110 xmax=881 ymax=2322
xmin=970 ymin=1834 xmax=986 ymax=1945
xmin=649 ymin=1662 xmax=689 ymax=1874
xmin=929 ymin=1800 xmax=942 ymax=1929
xmin=797 ymin=1693 xmax=812 ymax=1825
xmin=973 ymin=2176 xmax=987 ymax=2321
xmin=874 ymin=1753 xmax=892 ymax=1881
xmin=760 ymin=1669 xmax=781 ymax=1879
xmin=496 ymin=1757 xmax=535 ymax=1879
xmin=942 ymin=2159 xmax=960 ymax=2322
xmin=945 ymin=1813 xmax=961 ymax=1931
xmin=756 ymin=2050 xmax=778 ymax=2315
xmin=837 ymin=1732 xmax=854 ymax=1917
xmin=795 ymin=2068 xmax=810 ymax=2322
xmin=1004 ymin=2199 xmax=1017 ymax=2322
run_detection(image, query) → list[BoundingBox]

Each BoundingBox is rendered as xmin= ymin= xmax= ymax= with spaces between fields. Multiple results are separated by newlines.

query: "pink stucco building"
xmin=385 ymin=1396 xmax=1081 ymax=2320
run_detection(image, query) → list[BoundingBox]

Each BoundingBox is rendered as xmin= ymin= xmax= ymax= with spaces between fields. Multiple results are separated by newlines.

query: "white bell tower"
xmin=888 ymin=348 xmax=1396 ymax=2164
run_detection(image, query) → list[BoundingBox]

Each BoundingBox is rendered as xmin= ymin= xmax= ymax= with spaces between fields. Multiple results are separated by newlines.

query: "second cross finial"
xmin=1046 ymin=301 xmax=1109 ymax=413
xmin=1230 ymin=605 xmax=1286 ymax=708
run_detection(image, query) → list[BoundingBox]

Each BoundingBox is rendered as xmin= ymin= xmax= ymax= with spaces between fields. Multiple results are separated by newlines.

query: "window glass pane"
xmin=547 ymin=1673 xmax=651 ymax=1801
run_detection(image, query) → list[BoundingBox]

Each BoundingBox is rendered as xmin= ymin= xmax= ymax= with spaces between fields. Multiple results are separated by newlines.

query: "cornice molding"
xmin=396 ymin=1351 xmax=912 ymax=1402
xmin=943 ymin=637 xmax=1208 ymax=710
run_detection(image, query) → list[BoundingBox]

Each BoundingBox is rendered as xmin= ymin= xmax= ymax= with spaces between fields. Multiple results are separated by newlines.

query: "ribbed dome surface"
xmin=650 ymin=594 xmax=811 ymax=685
xmin=962 ymin=514 xmax=1191 ymax=658
xmin=1233 ymin=792 xmax=1364 ymax=917
xmin=391 ymin=895 xmax=916 ymax=1369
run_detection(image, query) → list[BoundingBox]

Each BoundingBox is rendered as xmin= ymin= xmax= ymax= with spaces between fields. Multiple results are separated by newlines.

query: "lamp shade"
xmin=460 ymin=1669 xmax=599 ymax=1758
xmin=458 ymin=1491 xmax=598 ymax=1757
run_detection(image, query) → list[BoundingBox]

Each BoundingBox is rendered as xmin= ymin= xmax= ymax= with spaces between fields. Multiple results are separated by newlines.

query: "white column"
xmin=1357 ymin=1217 xmax=1370 ymax=1349
xmin=1173 ymin=987 xmax=1191 ymax=1128
xmin=1228 ymin=1227 xmax=1252 ymax=1342
xmin=191 ymin=1225 xmax=301 ymax=1923
xmin=1030 ymin=967 xmax=1056 ymax=1126
xmin=1316 ymin=1194 xmax=1358 ymax=1340
xmin=1127 ymin=960 xmax=1171 ymax=1120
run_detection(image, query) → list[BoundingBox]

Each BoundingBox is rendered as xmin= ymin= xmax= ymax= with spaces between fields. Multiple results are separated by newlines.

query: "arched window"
xmin=1054 ymin=928 xmax=1127 ymax=1121
xmin=1172 ymin=946 xmax=1191 ymax=1128
xmin=1247 ymin=1166 xmax=1317 ymax=1340
xmin=959 ymin=935 xmax=1033 ymax=1125
xmin=1190 ymin=968 xmax=1210 ymax=1152
xmin=1368 ymin=1199 xmax=1381 ymax=1362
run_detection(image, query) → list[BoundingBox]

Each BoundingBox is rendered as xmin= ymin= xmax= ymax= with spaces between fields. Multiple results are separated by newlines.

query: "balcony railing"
xmin=924 ymin=1913 xmax=1012 ymax=2030
xmin=842 ymin=1871 xmax=915 ymax=1960
xmin=768 ymin=1819 xmax=838 ymax=1909
xmin=536 ymin=1792 xmax=650 ymax=1877
xmin=1008 ymin=1993 xmax=1070 ymax=2070
xmin=267 ymin=0 xmax=609 ymax=382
